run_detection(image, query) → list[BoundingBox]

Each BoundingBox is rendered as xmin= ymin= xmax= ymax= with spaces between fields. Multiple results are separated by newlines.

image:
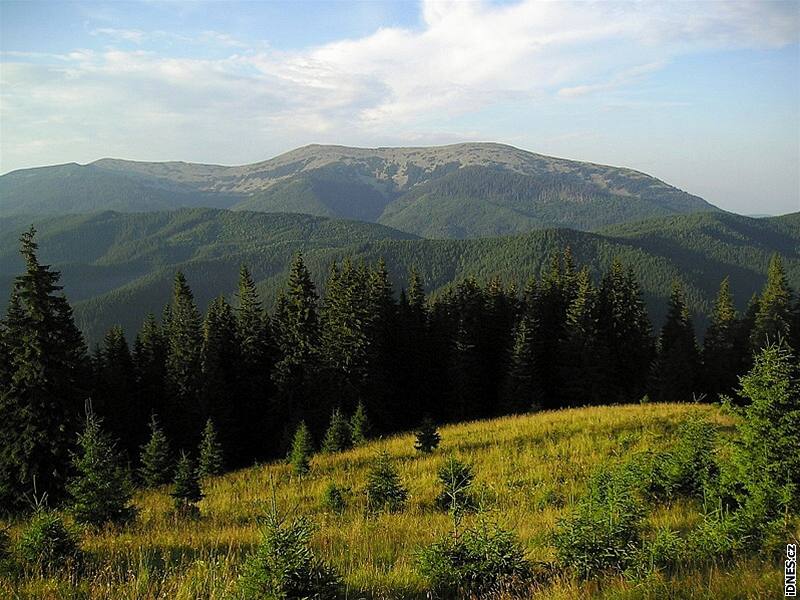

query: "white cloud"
xmin=1 ymin=0 xmax=798 ymax=173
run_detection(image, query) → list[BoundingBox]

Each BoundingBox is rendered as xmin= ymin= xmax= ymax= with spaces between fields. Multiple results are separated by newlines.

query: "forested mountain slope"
xmin=1 ymin=209 xmax=796 ymax=343
xmin=0 ymin=143 xmax=717 ymax=237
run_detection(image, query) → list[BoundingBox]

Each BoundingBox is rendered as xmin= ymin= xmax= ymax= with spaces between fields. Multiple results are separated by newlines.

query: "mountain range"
xmin=1 ymin=143 xmax=717 ymax=238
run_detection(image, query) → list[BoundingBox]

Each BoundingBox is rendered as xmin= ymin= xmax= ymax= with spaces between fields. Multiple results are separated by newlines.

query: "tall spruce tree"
xmin=235 ymin=265 xmax=274 ymax=461
xmin=501 ymin=313 xmax=542 ymax=413
xmin=165 ymin=272 xmax=204 ymax=450
xmin=201 ymin=296 xmax=239 ymax=458
xmin=132 ymin=313 xmax=168 ymax=432
xmin=272 ymin=254 xmax=323 ymax=435
xmin=751 ymin=253 xmax=794 ymax=351
xmin=651 ymin=282 xmax=700 ymax=402
xmin=703 ymin=278 xmax=745 ymax=398
xmin=0 ymin=227 xmax=89 ymax=511
xmin=93 ymin=326 xmax=140 ymax=457
xmin=595 ymin=260 xmax=654 ymax=403
xmin=67 ymin=410 xmax=134 ymax=527
xmin=559 ymin=267 xmax=599 ymax=406
xmin=395 ymin=267 xmax=430 ymax=429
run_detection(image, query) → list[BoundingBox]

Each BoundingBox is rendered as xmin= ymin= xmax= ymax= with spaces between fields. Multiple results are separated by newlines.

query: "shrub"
xmin=366 ymin=451 xmax=407 ymax=512
xmin=321 ymin=408 xmax=352 ymax=453
xmin=198 ymin=418 xmax=224 ymax=479
xmin=17 ymin=511 xmax=82 ymax=575
xmin=552 ymin=465 xmax=644 ymax=578
xmin=238 ymin=508 xmax=341 ymax=599
xmin=417 ymin=520 xmax=531 ymax=597
xmin=67 ymin=411 xmax=135 ymax=527
xmin=415 ymin=416 xmax=441 ymax=454
xmin=0 ymin=527 xmax=15 ymax=576
xmin=435 ymin=456 xmax=476 ymax=515
xmin=321 ymin=482 xmax=349 ymax=515
xmin=629 ymin=527 xmax=685 ymax=578
xmin=289 ymin=421 xmax=314 ymax=476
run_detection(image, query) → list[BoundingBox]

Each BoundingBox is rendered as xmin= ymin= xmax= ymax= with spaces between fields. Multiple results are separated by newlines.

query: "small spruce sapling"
xmin=350 ymin=401 xmax=371 ymax=445
xmin=171 ymin=451 xmax=203 ymax=517
xmin=138 ymin=414 xmax=172 ymax=487
xmin=322 ymin=408 xmax=352 ymax=453
xmin=290 ymin=421 xmax=314 ymax=476
xmin=366 ymin=451 xmax=408 ymax=512
xmin=197 ymin=418 xmax=224 ymax=479
xmin=414 ymin=416 xmax=440 ymax=454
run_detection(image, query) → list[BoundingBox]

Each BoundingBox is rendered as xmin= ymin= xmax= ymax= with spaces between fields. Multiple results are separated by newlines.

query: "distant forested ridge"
xmin=0 ymin=143 xmax=717 ymax=237
xmin=0 ymin=209 xmax=797 ymax=343
xmin=1 ymin=226 xmax=798 ymax=512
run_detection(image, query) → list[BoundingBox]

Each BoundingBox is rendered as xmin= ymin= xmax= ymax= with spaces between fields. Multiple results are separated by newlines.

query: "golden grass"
xmin=1 ymin=402 xmax=792 ymax=599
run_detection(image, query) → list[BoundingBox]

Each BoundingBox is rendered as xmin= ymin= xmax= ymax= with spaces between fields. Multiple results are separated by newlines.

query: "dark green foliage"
xmin=138 ymin=415 xmax=173 ymax=488
xmin=501 ymin=312 xmax=541 ymax=412
xmin=735 ymin=341 xmax=800 ymax=493
xmin=552 ymin=465 xmax=645 ymax=578
xmin=751 ymin=254 xmax=794 ymax=350
xmin=651 ymin=282 xmax=700 ymax=402
xmin=321 ymin=408 xmax=352 ymax=454
xmin=366 ymin=451 xmax=407 ymax=512
xmin=238 ymin=507 xmax=341 ymax=600
xmin=0 ymin=227 xmax=88 ymax=511
xmin=560 ymin=267 xmax=600 ymax=406
xmin=198 ymin=419 xmax=224 ymax=479
xmin=0 ymin=527 xmax=14 ymax=576
xmin=321 ymin=482 xmax=349 ymax=515
xmin=349 ymin=401 xmax=371 ymax=445
xmin=289 ymin=422 xmax=314 ymax=476
xmin=171 ymin=451 xmax=203 ymax=515
xmin=414 ymin=417 xmax=441 ymax=454
xmin=17 ymin=511 xmax=82 ymax=575
xmin=132 ymin=314 xmax=168 ymax=439
xmin=417 ymin=520 xmax=532 ymax=598
xmin=435 ymin=457 xmax=476 ymax=514
xmin=703 ymin=278 xmax=747 ymax=398
xmin=67 ymin=411 xmax=135 ymax=527
xmin=165 ymin=272 xmax=204 ymax=450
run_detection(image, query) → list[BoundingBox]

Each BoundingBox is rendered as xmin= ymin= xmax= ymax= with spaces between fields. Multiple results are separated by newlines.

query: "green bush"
xmin=366 ymin=451 xmax=408 ymax=513
xmin=414 ymin=417 xmax=441 ymax=454
xmin=17 ymin=511 xmax=82 ymax=575
xmin=417 ymin=520 xmax=531 ymax=597
xmin=552 ymin=466 xmax=644 ymax=578
xmin=629 ymin=527 xmax=685 ymax=578
xmin=321 ymin=482 xmax=349 ymax=515
xmin=238 ymin=509 xmax=341 ymax=599
xmin=435 ymin=456 xmax=476 ymax=514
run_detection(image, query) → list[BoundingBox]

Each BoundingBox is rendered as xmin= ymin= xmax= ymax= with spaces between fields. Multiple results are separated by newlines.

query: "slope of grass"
xmin=1 ymin=403 xmax=792 ymax=599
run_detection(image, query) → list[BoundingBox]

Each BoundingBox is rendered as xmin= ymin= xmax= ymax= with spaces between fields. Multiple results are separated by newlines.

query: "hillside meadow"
xmin=1 ymin=402 xmax=792 ymax=599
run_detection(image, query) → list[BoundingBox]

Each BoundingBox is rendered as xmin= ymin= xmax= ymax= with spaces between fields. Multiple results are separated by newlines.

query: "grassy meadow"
xmin=2 ymin=402 xmax=793 ymax=599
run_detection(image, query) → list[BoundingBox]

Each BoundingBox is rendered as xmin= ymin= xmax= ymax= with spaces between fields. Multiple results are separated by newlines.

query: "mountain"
xmin=1 ymin=209 xmax=796 ymax=343
xmin=0 ymin=143 xmax=718 ymax=237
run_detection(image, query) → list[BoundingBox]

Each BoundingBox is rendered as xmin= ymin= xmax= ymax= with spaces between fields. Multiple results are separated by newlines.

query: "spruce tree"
xmin=289 ymin=421 xmax=314 ymax=476
xmin=0 ymin=227 xmax=89 ymax=510
xmin=751 ymin=253 xmax=794 ymax=350
xmin=501 ymin=313 xmax=542 ymax=413
xmin=165 ymin=272 xmax=204 ymax=450
xmin=132 ymin=313 xmax=168 ymax=434
xmin=171 ymin=451 xmax=203 ymax=515
xmin=67 ymin=410 xmax=134 ymax=527
xmin=138 ymin=415 xmax=172 ymax=487
xmin=396 ymin=267 xmax=430 ymax=429
xmin=201 ymin=296 xmax=239 ymax=457
xmin=235 ymin=264 xmax=274 ymax=461
xmin=414 ymin=416 xmax=441 ymax=454
xmin=651 ymin=282 xmax=700 ymax=402
xmin=350 ymin=401 xmax=371 ymax=445
xmin=198 ymin=419 xmax=224 ymax=479
xmin=703 ymin=277 xmax=744 ymax=397
xmin=366 ymin=451 xmax=407 ymax=512
xmin=560 ymin=267 xmax=599 ymax=406
xmin=322 ymin=408 xmax=352 ymax=453
xmin=93 ymin=326 xmax=140 ymax=456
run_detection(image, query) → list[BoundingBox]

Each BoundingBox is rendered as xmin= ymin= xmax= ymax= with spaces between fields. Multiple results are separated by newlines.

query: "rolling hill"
xmin=2 ymin=402 xmax=789 ymax=598
xmin=1 ymin=209 xmax=797 ymax=343
xmin=0 ymin=143 xmax=718 ymax=237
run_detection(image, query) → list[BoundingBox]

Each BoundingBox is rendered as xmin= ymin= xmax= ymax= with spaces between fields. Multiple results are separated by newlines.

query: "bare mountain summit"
xmin=1 ymin=143 xmax=717 ymax=237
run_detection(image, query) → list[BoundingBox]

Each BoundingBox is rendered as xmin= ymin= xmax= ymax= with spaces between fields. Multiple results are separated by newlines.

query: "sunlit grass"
xmin=1 ymin=402 xmax=792 ymax=598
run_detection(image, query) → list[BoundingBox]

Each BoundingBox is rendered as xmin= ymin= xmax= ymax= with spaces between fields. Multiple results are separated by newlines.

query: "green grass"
xmin=1 ymin=403 xmax=795 ymax=599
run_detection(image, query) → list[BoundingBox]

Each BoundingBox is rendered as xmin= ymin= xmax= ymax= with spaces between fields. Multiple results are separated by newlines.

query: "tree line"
xmin=1 ymin=227 xmax=798 ymax=513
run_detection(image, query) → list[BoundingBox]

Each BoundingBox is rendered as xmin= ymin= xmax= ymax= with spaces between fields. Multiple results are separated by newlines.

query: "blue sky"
xmin=1 ymin=0 xmax=798 ymax=215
